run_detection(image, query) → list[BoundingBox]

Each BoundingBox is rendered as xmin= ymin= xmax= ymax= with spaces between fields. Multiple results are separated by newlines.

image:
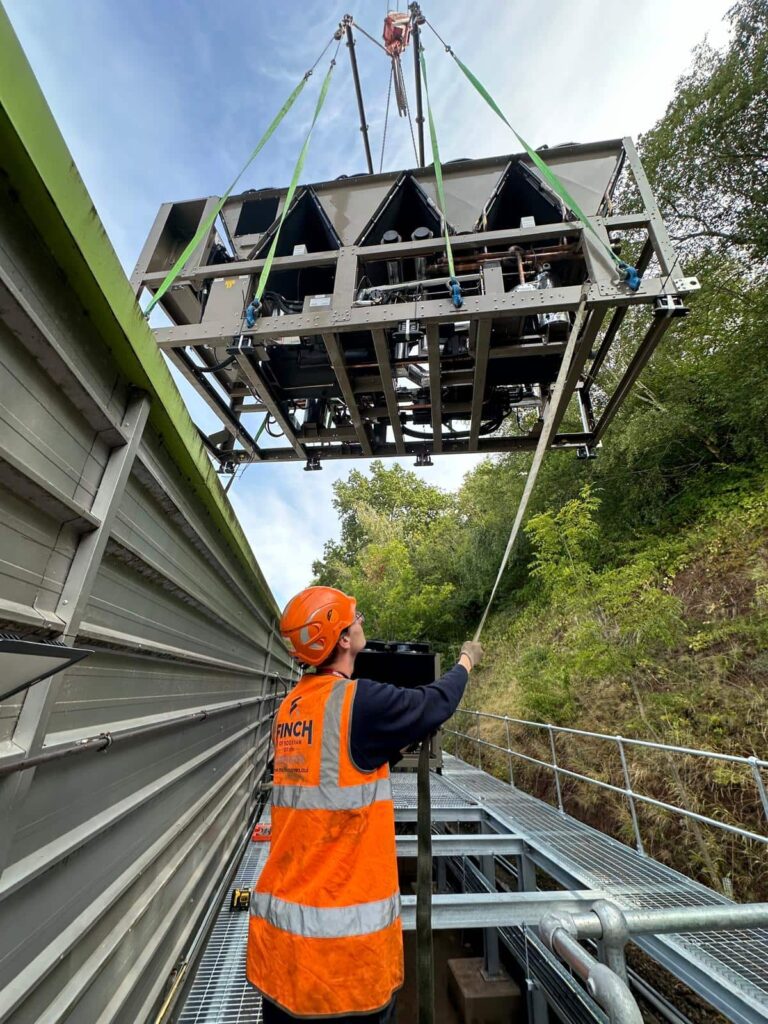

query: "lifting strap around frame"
xmin=418 ymin=46 xmax=463 ymax=309
xmin=246 ymin=49 xmax=340 ymax=327
xmin=425 ymin=24 xmax=640 ymax=290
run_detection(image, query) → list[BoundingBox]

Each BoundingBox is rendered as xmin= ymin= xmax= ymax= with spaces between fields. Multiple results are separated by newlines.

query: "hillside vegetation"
xmin=313 ymin=1 xmax=767 ymax=897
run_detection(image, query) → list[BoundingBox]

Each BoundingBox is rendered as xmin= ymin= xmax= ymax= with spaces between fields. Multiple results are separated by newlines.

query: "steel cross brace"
xmin=396 ymin=835 xmax=525 ymax=858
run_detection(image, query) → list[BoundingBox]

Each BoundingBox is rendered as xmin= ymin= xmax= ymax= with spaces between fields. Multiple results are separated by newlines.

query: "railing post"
xmin=477 ymin=713 xmax=483 ymax=771
xmin=548 ymin=725 xmax=564 ymax=812
xmin=505 ymin=716 xmax=515 ymax=787
xmin=617 ymin=736 xmax=645 ymax=856
xmin=749 ymin=756 xmax=768 ymax=828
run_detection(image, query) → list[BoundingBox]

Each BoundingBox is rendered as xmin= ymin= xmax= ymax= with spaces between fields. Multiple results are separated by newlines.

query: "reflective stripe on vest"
xmin=272 ymin=775 xmax=392 ymax=810
xmin=252 ymin=892 xmax=401 ymax=938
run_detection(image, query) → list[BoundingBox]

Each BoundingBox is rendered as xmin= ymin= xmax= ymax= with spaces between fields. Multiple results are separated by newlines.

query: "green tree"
xmin=313 ymin=460 xmax=455 ymax=575
xmin=638 ymin=0 xmax=768 ymax=262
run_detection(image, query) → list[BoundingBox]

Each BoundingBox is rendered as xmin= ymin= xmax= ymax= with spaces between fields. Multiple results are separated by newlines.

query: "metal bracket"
xmin=673 ymin=276 xmax=701 ymax=292
xmin=654 ymin=294 xmax=689 ymax=318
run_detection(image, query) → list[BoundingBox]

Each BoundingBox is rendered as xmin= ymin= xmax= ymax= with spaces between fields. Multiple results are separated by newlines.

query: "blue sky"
xmin=5 ymin=0 xmax=732 ymax=607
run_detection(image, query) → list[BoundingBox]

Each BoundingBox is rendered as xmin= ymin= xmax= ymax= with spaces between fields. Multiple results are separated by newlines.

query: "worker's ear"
xmin=337 ymin=630 xmax=351 ymax=651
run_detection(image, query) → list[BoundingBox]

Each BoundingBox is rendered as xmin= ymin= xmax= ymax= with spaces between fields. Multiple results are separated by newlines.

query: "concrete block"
xmin=447 ymin=957 xmax=522 ymax=1024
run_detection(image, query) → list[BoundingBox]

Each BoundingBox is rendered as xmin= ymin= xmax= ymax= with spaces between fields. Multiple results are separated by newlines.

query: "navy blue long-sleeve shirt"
xmin=349 ymin=662 xmax=469 ymax=771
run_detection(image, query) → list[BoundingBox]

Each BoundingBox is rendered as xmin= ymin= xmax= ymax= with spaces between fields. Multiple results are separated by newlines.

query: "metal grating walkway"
xmin=391 ymin=769 xmax=478 ymax=809
xmin=175 ymin=762 xmax=767 ymax=1024
xmin=175 ymin=813 xmax=270 ymax=1023
xmin=442 ymin=754 xmax=768 ymax=1022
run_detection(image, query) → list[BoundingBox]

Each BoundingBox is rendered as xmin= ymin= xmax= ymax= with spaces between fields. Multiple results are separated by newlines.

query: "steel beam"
xmin=168 ymin=349 xmax=261 ymax=459
xmin=332 ymin=248 xmax=359 ymax=312
xmin=469 ymin=320 xmax=491 ymax=447
xmin=395 ymin=806 xmax=483 ymax=823
xmin=469 ymin=261 xmax=503 ymax=447
xmin=426 ymin=324 xmax=442 ymax=453
xmin=623 ymin=137 xmax=683 ymax=280
xmin=154 ymin=279 xmax=679 ymax=350
xmin=183 ymin=195 xmax=223 ymax=281
xmin=321 ymin=332 xmax=372 ymax=456
xmin=232 ymin=350 xmax=306 ymax=459
xmin=396 ymin=835 xmax=524 ymax=858
xmin=355 ymin=367 xmax=473 ymax=393
xmin=489 ymin=340 xmax=568 ymax=360
xmin=399 ymin=891 xmax=620 ymax=931
xmin=129 ymin=201 xmax=173 ymax=296
xmin=372 ymin=328 xmax=406 ymax=454
xmin=345 ymin=21 xmax=374 ymax=175
xmin=252 ymin=430 xmax=594 ymax=463
xmin=546 ymin=306 xmax=607 ymax=439
xmin=592 ymin=313 xmax=674 ymax=444
xmin=136 ymin=214 xmax=652 ymax=291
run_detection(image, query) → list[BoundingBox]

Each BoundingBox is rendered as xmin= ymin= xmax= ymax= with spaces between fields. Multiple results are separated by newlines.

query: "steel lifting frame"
xmin=135 ymin=139 xmax=700 ymax=466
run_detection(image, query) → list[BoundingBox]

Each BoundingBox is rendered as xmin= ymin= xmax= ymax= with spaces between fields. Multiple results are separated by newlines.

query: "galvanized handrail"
xmin=445 ymin=710 xmax=768 ymax=851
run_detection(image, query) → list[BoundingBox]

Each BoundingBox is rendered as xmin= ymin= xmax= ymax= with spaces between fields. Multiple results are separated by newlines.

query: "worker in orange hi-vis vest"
xmin=247 ymin=585 xmax=483 ymax=1023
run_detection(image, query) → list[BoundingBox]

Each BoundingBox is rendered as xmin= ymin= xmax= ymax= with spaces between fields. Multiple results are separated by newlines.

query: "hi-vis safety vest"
xmin=247 ymin=673 xmax=403 ymax=1017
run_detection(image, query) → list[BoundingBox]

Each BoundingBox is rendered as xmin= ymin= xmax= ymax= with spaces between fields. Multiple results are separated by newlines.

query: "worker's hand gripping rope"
xmin=460 ymin=641 xmax=484 ymax=670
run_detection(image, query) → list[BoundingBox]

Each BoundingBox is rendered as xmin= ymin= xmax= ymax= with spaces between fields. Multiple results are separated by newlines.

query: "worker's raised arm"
xmin=349 ymin=642 xmax=484 ymax=771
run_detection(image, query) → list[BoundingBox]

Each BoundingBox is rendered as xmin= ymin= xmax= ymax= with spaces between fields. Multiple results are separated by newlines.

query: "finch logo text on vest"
xmin=276 ymin=719 xmax=314 ymax=743
xmin=289 ymin=695 xmax=302 ymax=715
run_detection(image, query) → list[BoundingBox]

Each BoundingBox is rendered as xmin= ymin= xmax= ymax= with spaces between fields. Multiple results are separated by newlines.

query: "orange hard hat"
xmin=280 ymin=586 xmax=357 ymax=666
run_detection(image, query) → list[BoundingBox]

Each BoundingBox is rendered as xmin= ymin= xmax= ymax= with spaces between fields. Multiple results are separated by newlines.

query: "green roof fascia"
xmin=0 ymin=5 xmax=281 ymax=622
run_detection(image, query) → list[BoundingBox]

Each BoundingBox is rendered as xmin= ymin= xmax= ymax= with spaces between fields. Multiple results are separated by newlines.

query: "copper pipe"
xmin=509 ymin=246 xmax=526 ymax=285
xmin=435 ymin=244 xmax=580 ymax=274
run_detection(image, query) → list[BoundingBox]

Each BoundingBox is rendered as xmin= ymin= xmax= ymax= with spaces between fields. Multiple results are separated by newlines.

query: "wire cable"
xmin=352 ymin=19 xmax=389 ymax=54
xmin=379 ymin=63 xmax=393 ymax=172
